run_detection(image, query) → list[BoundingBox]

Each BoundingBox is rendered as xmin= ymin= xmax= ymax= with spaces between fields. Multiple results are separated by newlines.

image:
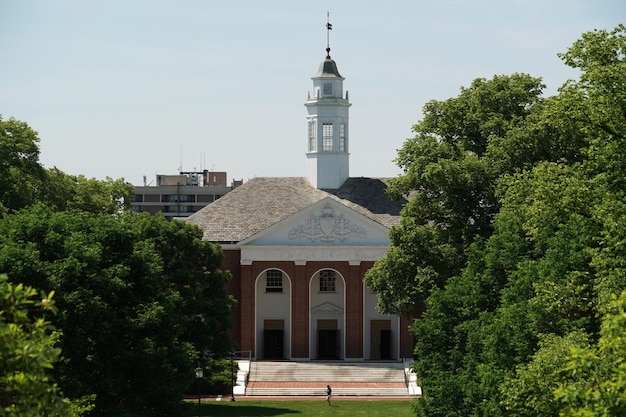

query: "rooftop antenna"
xmin=326 ymin=11 xmax=332 ymax=58
xmin=178 ymin=144 xmax=183 ymax=173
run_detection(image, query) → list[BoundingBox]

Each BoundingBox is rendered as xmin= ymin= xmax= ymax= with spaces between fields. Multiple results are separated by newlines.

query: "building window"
xmin=308 ymin=120 xmax=316 ymax=152
xmin=339 ymin=123 xmax=346 ymax=152
xmin=319 ymin=270 xmax=336 ymax=292
xmin=266 ymin=270 xmax=283 ymax=293
xmin=144 ymin=194 xmax=160 ymax=203
xmin=179 ymin=194 xmax=196 ymax=203
xmin=322 ymin=123 xmax=333 ymax=151
xmin=323 ymin=83 xmax=332 ymax=96
xmin=161 ymin=194 xmax=196 ymax=203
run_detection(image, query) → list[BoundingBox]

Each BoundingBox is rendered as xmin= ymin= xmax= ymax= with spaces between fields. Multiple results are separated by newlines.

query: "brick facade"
xmin=223 ymin=250 xmax=414 ymax=360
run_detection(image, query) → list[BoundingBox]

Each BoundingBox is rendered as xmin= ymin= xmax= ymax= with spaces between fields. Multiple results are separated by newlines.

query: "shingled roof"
xmin=185 ymin=177 xmax=406 ymax=243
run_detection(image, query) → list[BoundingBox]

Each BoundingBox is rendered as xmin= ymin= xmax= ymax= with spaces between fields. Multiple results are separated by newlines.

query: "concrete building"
xmin=131 ymin=171 xmax=243 ymax=220
xmin=186 ymin=41 xmax=412 ymax=361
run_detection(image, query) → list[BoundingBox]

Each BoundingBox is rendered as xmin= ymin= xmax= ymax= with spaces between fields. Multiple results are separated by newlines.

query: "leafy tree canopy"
xmin=373 ymin=25 xmax=626 ymax=416
xmin=0 ymin=274 xmax=70 ymax=417
xmin=0 ymin=116 xmax=45 ymax=215
xmin=0 ymin=115 xmax=133 ymax=215
xmin=0 ymin=206 xmax=236 ymax=417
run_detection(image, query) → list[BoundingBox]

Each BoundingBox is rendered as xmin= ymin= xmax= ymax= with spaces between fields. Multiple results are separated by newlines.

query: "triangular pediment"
xmin=239 ymin=197 xmax=390 ymax=247
xmin=311 ymin=301 xmax=344 ymax=314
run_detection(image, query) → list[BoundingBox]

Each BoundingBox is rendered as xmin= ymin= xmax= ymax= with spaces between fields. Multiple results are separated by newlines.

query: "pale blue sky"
xmin=1 ymin=1 xmax=623 ymax=185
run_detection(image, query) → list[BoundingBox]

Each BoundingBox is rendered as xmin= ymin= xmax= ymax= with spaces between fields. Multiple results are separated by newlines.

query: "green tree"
xmin=555 ymin=291 xmax=626 ymax=416
xmin=0 ymin=116 xmax=133 ymax=216
xmin=365 ymin=73 xmax=547 ymax=316
xmin=410 ymin=25 xmax=626 ymax=417
xmin=0 ymin=274 xmax=70 ymax=416
xmin=41 ymin=167 xmax=133 ymax=214
xmin=500 ymin=332 xmax=589 ymax=417
xmin=0 ymin=206 xmax=235 ymax=417
xmin=0 ymin=116 xmax=45 ymax=215
xmin=412 ymin=119 xmax=609 ymax=417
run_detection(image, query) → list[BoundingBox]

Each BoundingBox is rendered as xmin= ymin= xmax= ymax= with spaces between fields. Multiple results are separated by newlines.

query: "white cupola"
xmin=304 ymin=23 xmax=351 ymax=189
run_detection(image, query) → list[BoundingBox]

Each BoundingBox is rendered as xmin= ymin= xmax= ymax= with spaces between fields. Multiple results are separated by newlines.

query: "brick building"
xmin=186 ymin=44 xmax=413 ymax=361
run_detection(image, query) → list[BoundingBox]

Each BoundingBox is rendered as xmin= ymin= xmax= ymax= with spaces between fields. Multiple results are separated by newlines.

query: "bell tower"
xmin=304 ymin=16 xmax=351 ymax=189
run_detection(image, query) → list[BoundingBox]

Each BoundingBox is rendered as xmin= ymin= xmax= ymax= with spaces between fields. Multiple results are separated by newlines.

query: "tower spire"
xmin=305 ymin=15 xmax=351 ymax=189
xmin=326 ymin=11 xmax=332 ymax=58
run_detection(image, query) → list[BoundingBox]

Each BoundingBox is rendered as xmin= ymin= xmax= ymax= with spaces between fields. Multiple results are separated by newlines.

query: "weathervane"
xmin=326 ymin=11 xmax=332 ymax=58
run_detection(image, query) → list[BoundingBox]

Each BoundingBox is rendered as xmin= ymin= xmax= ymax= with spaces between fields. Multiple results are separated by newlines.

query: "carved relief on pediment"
xmin=288 ymin=204 xmax=366 ymax=242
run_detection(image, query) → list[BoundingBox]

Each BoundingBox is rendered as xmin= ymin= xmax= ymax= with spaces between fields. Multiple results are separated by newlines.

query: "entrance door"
xmin=317 ymin=319 xmax=339 ymax=359
xmin=263 ymin=330 xmax=284 ymax=359
xmin=370 ymin=320 xmax=392 ymax=360
xmin=318 ymin=330 xmax=339 ymax=359
xmin=263 ymin=319 xmax=285 ymax=359
xmin=380 ymin=329 xmax=392 ymax=360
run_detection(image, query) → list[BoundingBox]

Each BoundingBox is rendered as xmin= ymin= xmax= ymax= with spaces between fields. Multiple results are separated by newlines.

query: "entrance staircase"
xmin=245 ymin=361 xmax=412 ymax=397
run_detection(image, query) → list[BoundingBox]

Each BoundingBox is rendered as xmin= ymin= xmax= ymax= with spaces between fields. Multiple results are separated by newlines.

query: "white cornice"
xmin=240 ymin=245 xmax=387 ymax=263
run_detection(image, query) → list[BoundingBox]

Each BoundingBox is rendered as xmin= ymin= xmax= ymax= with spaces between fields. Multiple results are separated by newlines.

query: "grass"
xmin=183 ymin=399 xmax=416 ymax=417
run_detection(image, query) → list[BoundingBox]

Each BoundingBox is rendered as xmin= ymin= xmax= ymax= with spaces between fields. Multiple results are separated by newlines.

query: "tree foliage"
xmin=555 ymin=291 xmax=626 ymax=416
xmin=364 ymin=73 xmax=581 ymax=316
xmin=0 ymin=274 xmax=70 ymax=417
xmin=0 ymin=116 xmax=133 ymax=216
xmin=0 ymin=116 xmax=45 ymax=215
xmin=369 ymin=25 xmax=626 ymax=416
xmin=41 ymin=167 xmax=133 ymax=214
xmin=0 ymin=207 xmax=236 ymax=417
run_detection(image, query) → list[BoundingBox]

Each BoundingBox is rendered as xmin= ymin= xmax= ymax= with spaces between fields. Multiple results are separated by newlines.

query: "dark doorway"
xmin=370 ymin=320 xmax=392 ymax=360
xmin=263 ymin=330 xmax=284 ymax=359
xmin=318 ymin=330 xmax=339 ymax=359
xmin=380 ymin=329 xmax=392 ymax=360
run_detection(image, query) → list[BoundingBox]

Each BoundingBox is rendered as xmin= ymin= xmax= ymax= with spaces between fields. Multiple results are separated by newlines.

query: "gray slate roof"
xmin=185 ymin=177 xmax=406 ymax=243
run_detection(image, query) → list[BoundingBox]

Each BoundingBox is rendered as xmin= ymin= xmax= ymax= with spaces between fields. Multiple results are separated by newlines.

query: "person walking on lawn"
xmin=326 ymin=385 xmax=332 ymax=406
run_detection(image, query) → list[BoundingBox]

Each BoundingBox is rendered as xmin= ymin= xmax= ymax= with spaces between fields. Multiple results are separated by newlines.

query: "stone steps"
xmin=246 ymin=387 xmax=410 ymax=396
xmin=246 ymin=361 xmax=410 ymax=396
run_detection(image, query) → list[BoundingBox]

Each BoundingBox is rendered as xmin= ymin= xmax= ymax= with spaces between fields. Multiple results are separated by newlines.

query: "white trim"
xmin=254 ymin=269 xmax=292 ymax=360
xmin=241 ymin=246 xmax=388 ymax=263
xmin=309 ymin=268 xmax=346 ymax=359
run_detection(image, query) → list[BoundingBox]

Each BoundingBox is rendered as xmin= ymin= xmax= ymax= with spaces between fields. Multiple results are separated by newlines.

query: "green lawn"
xmin=184 ymin=399 xmax=416 ymax=417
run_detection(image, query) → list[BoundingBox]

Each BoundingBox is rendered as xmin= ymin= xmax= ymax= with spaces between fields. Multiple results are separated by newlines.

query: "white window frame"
xmin=339 ymin=123 xmax=346 ymax=152
xmin=266 ymin=270 xmax=283 ymax=293
xmin=322 ymin=123 xmax=333 ymax=151
xmin=308 ymin=120 xmax=316 ymax=152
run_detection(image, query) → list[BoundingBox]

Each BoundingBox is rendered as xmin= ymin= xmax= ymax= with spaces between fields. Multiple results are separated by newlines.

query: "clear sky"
xmin=1 ymin=1 xmax=623 ymax=186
